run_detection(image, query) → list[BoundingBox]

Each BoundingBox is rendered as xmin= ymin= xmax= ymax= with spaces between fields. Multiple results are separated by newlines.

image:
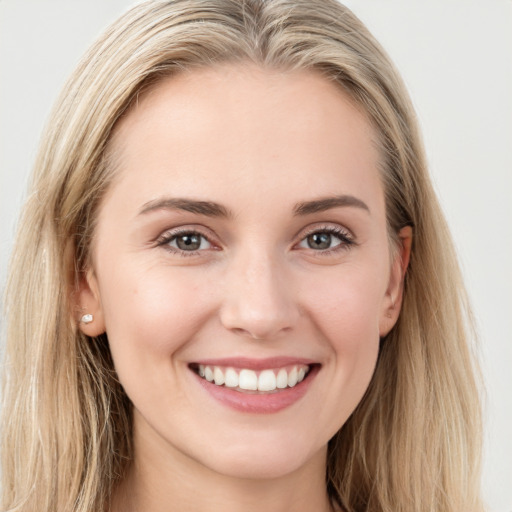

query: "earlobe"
xmin=75 ymin=268 xmax=106 ymax=337
xmin=379 ymin=225 xmax=413 ymax=337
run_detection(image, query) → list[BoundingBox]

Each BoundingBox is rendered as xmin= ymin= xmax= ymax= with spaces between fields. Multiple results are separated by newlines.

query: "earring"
xmin=80 ymin=313 xmax=93 ymax=324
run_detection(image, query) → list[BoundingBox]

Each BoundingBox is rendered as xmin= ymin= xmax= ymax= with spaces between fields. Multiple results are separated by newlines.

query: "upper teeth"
xmin=197 ymin=364 xmax=309 ymax=392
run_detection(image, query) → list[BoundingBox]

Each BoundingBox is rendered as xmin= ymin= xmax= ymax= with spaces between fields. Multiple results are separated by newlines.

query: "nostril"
xmin=219 ymin=302 xmax=300 ymax=340
xmin=232 ymin=327 xmax=267 ymax=340
xmin=228 ymin=326 xmax=287 ymax=341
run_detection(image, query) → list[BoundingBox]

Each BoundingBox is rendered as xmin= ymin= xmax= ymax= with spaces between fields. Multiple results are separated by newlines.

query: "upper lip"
xmin=190 ymin=356 xmax=318 ymax=370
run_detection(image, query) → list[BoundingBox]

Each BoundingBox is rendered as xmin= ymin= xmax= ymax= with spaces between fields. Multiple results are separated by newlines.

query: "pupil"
xmin=177 ymin=234 xmax=201 ymax=250
xmin=308 ymin=233 xmax=331 ymax=250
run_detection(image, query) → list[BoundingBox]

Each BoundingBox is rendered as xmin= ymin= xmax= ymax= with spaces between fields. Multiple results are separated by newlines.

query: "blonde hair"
xmin=1 ymin=1 xmax=483 ymax=511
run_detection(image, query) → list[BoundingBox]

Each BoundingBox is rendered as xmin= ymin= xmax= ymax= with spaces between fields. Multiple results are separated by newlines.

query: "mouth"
xmin=188 ymin=358 xmax=320 ymax=413
xmin=189 ymin=362 xmax=313 ymax=394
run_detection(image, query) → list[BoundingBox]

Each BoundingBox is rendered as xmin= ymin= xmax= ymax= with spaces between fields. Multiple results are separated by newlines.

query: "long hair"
xmin=1 ymin=1 xmax=483 ymax=510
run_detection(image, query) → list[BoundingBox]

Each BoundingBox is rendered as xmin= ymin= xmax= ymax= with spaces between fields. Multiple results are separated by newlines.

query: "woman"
xmin=1 ymin=1 xmax=484 ymax=511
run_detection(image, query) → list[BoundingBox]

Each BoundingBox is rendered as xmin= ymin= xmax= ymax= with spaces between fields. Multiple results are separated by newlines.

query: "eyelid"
xmin=153 ymin=222 xmax=356 ymax=257
xmin=294 ymin=223 xmax=356 ymax=254
xmin=297 ymin=223 xmax=355 ymax=242
xmin=155 ymin=225 xmax=220 ymax=254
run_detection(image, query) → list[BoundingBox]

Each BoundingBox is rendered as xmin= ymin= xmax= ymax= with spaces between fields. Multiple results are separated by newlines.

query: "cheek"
xmin=301 ymin=263 xmax=385 ymax=412
xmin=305 ymin=262 xmax=387 ymax=348
xmin=97 ymin=264 xmax=212 ymax=371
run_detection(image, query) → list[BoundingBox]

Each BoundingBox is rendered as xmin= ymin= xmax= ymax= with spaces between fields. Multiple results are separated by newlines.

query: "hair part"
xmin=1 ymin=1 xmax=483 ymax=511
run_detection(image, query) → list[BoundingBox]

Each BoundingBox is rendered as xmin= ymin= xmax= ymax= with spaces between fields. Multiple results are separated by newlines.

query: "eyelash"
xmin=155 ymin=227 xmax=215 ymax=257
xmin=298 ymin=225 xmax=356 ymax=256
xmin=155 ymin=225 xmax=356 ymax=257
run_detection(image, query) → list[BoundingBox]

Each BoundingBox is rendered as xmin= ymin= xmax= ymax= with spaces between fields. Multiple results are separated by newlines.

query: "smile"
xmin=192 ymin=364 xmax=311 ymax=393
xmin=189 ymin=358 xmax=320 ymax=413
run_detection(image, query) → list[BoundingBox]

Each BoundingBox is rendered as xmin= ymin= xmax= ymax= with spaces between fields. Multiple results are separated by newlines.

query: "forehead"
xmin=103 ymin=64 xmax=383 ymax=219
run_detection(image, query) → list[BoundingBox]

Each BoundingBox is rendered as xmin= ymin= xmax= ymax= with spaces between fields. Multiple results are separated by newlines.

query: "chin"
xmin=191 ymin=429 xmax=326 ymax=480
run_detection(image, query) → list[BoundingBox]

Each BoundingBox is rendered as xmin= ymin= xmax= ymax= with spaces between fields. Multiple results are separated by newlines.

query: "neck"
xmin=112 ymin=420 xmax=333 ymax=512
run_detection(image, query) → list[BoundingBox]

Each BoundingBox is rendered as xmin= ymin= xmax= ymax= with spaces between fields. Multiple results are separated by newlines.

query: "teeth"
xmin=288 ymin=367 xmax=298 ymax=387
xmin=204 ymin=366 xmax=214 ymax=382
xmin=258 ymin=370 xmax=276 ymax=391
xmin=276 ymin=368 xmax=288 ymax=389
xmin=213 ymin=367 xmax=225 ymax=385
xmin=239 ymin=369 xmax=258 ymax=390
xmin=195 ymin=364 xmax=311 ymax=392
xmin=224 ymin=367 xmax=239 ymax=388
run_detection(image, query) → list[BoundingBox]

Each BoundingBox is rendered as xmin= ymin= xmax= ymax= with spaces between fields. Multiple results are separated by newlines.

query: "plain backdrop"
xmin=1 ymin=1 xmax=511 ymax=510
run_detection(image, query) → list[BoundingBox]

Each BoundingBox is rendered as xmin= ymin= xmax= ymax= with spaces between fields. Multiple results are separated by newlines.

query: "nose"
xmin=219 ymin=251 xmax=300 ymax=340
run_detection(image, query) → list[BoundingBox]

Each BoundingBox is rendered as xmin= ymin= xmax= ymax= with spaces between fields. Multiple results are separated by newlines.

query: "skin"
xmin=78 ymin=65 xmax=411 ymax=512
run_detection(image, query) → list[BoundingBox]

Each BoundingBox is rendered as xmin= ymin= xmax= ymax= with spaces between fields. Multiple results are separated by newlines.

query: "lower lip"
xmin=193 ymin=365 xmax=320 ymax=414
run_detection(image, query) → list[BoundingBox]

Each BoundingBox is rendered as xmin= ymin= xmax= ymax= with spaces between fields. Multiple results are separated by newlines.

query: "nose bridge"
xmin=220 ymin=245 xmax=299 ymax=340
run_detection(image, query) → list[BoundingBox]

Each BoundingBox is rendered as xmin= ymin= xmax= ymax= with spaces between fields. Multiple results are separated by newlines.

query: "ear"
xmin=74 ymin=268 xmax=106 ymax=337
xmin=379 ymin=226 xmax=412 ymax=337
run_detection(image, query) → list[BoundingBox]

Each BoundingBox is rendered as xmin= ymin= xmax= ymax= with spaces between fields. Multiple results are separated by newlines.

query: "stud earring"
xmin=80 ymin=313 xmax=93 ymax=324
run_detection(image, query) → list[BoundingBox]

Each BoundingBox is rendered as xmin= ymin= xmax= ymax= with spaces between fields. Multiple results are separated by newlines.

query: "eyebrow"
xmin=138 ymin=194 xmax=369 ymax=218
xmin=138 ymin=198 xmax=232 ymax=218
xmin=293 ymin=195 xmax=370 ymax=216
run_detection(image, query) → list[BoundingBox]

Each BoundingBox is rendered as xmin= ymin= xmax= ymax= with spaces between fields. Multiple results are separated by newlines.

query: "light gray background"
xmin=1 ymin=1 xmax=511 ymax=510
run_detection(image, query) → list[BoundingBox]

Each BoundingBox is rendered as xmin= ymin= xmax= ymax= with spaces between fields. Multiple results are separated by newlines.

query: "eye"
xmin=301 ymin=232 xmax=340 ymax=250
xmin=157 ymin=230 xmax=213 ymax=254
xmin=172 ymin=232 xmax=211 ymax=251
xmin=297 ymin=226 xmax=354 ymax=252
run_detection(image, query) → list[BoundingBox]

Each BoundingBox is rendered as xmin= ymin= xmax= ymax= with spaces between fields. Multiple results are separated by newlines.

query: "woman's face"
xmin=80 ymin=65 xmax=408 ymax=480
